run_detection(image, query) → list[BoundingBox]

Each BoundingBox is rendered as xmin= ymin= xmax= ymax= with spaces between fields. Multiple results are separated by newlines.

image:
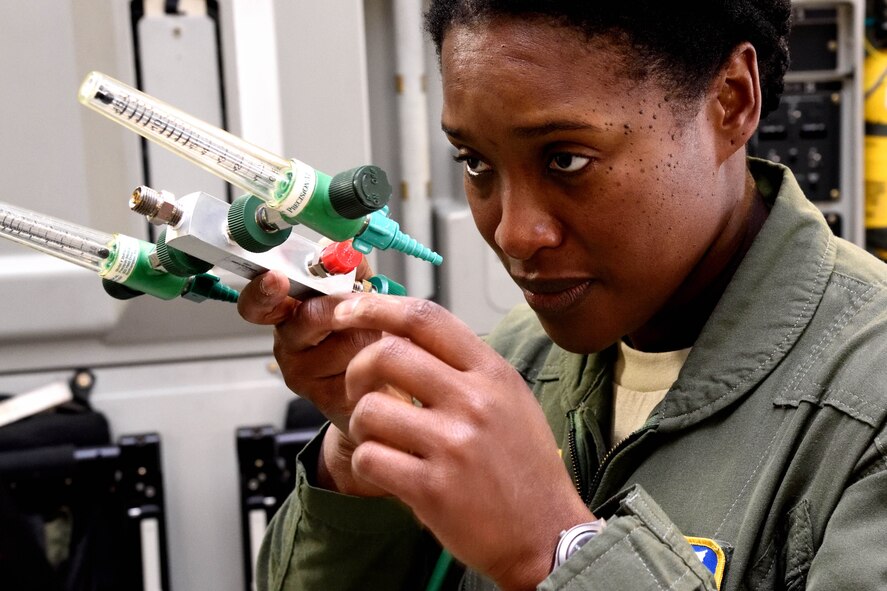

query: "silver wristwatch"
xmin=553 ymin=518 xmax=607 ymax=569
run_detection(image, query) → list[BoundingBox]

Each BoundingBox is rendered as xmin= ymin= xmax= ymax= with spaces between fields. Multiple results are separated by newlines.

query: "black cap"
xmin=102 ymin=279 xmax=145 ymax=300
xmin=328 ymin=165 xmax=391 ymax=219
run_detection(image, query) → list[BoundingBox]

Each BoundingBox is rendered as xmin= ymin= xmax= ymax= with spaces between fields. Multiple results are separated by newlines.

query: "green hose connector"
xmin=368 ymin=274 xmax=407 ymax=296
xmin=181 ymin=273 xmax=240 ymax=303
xmin=353 ymin=208 xmax=443 ymax=266
xmin=425 ymin=549 xmax=454 ymax=591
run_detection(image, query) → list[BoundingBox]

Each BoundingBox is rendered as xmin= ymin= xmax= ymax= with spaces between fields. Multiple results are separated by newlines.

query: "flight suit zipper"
xmin=587 ymin=432 xmax=638 ymax=503
xmin=569 ymin=410 xmax=655 ymax=506
xmin=567 ymin=409 xmax=591 ymax=504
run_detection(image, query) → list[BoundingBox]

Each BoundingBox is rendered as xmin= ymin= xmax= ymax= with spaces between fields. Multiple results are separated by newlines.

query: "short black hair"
xmin=425 ymin=0 xmax=791 ymax=117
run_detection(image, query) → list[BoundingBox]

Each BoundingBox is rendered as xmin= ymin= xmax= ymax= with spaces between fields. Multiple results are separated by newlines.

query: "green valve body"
xmin=269 ymin=161 xmax=441 ymax=265
xmin=280 ymin=172 xmax=368 ymax=240
xmin=102 ymin=237 xmax=189 ymax=300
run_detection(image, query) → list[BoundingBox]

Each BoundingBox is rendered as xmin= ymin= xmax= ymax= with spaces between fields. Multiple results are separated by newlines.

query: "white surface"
xmin=248 ymin=509 xmax=268 ymax=591
xmin=140 ymin=517 xmax=164 ymax=591
xmin=138 ymin=12 xmax=228 ymax=200
xmin=0 ymin=380 xmax=72 ymax=428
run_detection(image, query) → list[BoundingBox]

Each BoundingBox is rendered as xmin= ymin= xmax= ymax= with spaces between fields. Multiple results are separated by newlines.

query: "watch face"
xmin=564 ymin=531 xmax=598 ymax=558
xmin=555 ymin=519 xmax=607 ymax=568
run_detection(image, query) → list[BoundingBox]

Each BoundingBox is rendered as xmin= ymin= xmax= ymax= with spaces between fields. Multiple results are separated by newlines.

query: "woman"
xmin=240 ymin=2 xmax=887 ymax=589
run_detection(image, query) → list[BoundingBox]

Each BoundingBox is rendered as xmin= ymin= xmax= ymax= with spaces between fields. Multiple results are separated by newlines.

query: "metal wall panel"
xmin=0 ymin=2 xmax=377 ymax=590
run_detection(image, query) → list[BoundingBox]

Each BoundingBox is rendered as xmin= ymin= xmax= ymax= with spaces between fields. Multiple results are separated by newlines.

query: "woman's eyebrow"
xmin=511 ymin=120 xmax=606 ymax=138
xmin=441 ymin=120 xmax=605 ymax=140
xmin=441 ymin=123 xmax=465 ymax=140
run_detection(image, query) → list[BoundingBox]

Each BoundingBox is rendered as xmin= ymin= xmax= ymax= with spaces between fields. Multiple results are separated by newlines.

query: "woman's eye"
xmin=548 ymin=153 xmax=592 ymax=173
xmin=453 ymin=154 xmax=492 ymax=177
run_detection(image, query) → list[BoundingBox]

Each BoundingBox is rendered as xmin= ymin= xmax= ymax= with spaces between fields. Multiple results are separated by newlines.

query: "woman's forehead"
xmin=443 ymin=21 xmax=627 ymax=83
xmin=440 ymin=21 xmax=658 ymax=116
xmin=441 ymin=17 xmax=603 ymax=62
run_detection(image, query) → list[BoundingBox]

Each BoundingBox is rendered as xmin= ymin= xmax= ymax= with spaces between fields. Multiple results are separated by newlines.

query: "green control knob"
xmin=328 ymin=165 xmax=391 ymax=219
xmin=156 ymin=228 xmax=213 ymax=276
xmin=228 ymin=194 xmax=293 ymax=253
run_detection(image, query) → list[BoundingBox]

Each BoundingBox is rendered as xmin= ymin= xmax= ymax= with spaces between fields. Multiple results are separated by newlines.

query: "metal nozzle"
xmin=130 ymin=186 xmax=183 ymax=227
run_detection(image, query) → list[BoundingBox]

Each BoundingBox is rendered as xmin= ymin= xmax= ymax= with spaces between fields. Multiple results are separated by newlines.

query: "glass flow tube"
xmin=79 ymin=71 xmax=294 ymax=205
xmin=0 ymin=201 xmax=113 ymax=272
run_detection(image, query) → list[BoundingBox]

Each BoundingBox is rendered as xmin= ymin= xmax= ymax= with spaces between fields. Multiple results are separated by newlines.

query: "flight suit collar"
xmin=654 ymin=158 xmax=837 ymax=430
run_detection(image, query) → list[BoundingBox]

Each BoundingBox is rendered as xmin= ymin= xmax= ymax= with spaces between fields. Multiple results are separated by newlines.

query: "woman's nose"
xmin=493 ymin=185 xmax=562 ymax=261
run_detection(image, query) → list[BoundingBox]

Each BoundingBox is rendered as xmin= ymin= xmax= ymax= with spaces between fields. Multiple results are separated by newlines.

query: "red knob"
xmin=320 ymin=240 xmax=364 ymax=275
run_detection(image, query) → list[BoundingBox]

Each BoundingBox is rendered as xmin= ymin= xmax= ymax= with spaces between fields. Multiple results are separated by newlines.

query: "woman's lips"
xmin=516 ymin=278 xmax=594 ymax=314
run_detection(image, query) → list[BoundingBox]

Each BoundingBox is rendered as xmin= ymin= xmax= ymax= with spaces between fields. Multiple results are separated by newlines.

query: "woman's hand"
xmin=237 ymin=267 xmax=390 ymax=496
xmin=332 ymin=294 xmax=594 ymax=590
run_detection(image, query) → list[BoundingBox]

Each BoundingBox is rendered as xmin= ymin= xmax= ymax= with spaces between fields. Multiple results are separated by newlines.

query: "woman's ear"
xmin=708 ymin=42 xmax=763 ymax=163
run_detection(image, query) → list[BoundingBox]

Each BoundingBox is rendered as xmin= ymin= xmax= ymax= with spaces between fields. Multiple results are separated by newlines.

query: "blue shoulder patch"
xmin=685 ymin=536 xmax=727 ymax=589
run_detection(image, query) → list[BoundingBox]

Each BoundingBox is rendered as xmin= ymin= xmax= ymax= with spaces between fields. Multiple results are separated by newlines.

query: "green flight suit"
xmin=257 ymin=159 xmax=887 ymax=590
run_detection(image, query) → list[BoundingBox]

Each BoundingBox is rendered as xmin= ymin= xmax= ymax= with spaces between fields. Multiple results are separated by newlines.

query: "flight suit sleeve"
xmin=539 ymin=485 xmax=718 ymax=591
xmin=255 ymin=426 xmax=441 ymax=591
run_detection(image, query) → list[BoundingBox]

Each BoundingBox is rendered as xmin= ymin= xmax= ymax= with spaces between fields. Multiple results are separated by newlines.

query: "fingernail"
xmin=334 ymin=298 xmax=359 ymax=320
xmin=259 ymin=274 xmax=274 ymax=297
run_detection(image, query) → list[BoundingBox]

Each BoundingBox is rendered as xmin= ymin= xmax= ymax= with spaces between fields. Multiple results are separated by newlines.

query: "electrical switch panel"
xmin=750 ymin=1 xmax=864 ymax=244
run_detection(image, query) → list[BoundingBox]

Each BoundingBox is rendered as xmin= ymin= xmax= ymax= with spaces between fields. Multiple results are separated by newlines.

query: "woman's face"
xmin=441 ymin=18 xmax=740 ymax=353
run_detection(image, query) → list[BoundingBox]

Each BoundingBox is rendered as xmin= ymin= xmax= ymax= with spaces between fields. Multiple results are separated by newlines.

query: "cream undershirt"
xmin=611 ymin=340 xmax=692 ymax=446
